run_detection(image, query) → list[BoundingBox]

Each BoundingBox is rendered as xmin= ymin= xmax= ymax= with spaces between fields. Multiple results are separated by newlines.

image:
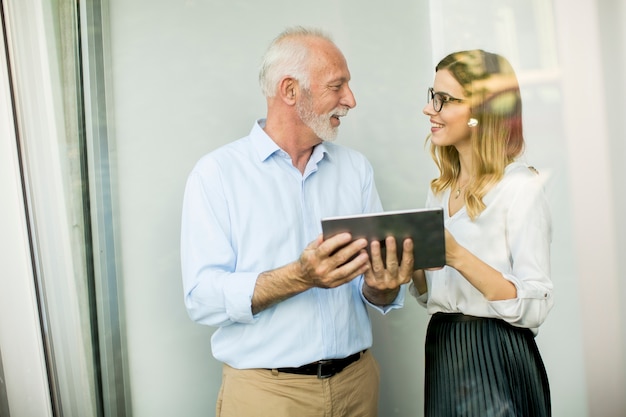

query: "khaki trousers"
xmin=216 ymin=350 xmax=380 ymax=417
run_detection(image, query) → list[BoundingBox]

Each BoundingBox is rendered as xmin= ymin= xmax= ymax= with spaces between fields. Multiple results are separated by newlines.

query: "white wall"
xmin=101 ymin=0 xmax=623 ymax=416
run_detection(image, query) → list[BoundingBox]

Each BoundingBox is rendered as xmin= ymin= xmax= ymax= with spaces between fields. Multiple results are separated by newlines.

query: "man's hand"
xmin=297 ymin=232 xmax=370 ymax=288
xmin=252 ymin=233 xmax=370 ymax=314
xmin=362 ymin=236 xmax=414 ymax=306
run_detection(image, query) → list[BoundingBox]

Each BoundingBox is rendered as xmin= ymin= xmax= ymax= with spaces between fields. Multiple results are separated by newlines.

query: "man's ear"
xmin=278 ymin=77 xmax=298 ymax=104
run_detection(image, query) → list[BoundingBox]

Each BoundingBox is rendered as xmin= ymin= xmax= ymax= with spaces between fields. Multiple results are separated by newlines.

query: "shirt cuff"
xmin=222 ymin=272 xmax=259 ymax=323
xmin=361 ymin=279 xmax=407 ymax=315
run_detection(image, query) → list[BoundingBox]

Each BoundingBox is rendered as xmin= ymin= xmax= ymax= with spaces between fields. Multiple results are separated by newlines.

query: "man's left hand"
xmin=362 ymin=236 xmax=414 ymax=306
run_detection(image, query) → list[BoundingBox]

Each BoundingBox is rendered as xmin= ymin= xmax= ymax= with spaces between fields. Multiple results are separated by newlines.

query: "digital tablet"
xmin=321 ymin=208 xmax=445 ymax=269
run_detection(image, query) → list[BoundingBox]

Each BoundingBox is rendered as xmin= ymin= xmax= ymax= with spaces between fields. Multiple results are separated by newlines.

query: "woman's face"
xmin=422 ymin=69 xmax=473 ymax=149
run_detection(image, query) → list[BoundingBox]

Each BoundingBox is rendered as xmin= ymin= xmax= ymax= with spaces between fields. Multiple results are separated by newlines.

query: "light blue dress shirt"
xmin=181 ymin=119 xmax=405 ymax=369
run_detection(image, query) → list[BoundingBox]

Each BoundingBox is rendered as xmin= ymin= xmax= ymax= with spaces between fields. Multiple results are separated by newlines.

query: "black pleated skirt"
xmin=425 ymin=313 xmax=551 ymax=417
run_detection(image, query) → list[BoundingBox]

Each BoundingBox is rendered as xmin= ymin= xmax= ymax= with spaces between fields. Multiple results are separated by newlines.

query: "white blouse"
xmin=410 ymin=162 xmax=554 ymax=334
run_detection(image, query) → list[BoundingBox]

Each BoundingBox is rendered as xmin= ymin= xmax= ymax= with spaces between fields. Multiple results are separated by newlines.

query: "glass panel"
xmin=0 ymin=5 xmax=53 ymax=416
xmin=1 ymin=0 xmax=116 ymax=415
xmin=79 ymin=0 xmax=131 ymax=414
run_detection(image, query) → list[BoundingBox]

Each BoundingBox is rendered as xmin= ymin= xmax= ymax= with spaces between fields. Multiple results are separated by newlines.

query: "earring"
xmin=467 ymin=118 xmax=478 ymax=127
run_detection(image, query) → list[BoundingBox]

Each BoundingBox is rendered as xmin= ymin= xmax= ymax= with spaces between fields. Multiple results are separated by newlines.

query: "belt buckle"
xmin=316 ymin=360 xmax=335 ymax=379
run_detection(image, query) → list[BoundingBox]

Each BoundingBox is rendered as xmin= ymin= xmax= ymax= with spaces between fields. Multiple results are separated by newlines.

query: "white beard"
xmin=296 ymin=92 xmax=347 ymax=142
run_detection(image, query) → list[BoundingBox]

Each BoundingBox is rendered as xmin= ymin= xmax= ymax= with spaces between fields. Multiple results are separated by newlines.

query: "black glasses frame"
xmin=427 ymin=87 xmax=466 ymax=112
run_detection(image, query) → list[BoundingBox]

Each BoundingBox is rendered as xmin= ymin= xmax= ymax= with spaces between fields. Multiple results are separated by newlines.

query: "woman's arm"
xmin=411 ymin=269 xmax=428 ymax=295
xmin=444 ymin=229 xmax=517 ymax=300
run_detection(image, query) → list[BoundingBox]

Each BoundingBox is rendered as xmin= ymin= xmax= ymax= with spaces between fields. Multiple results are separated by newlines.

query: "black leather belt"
xmin=274 ymin=350 xmax=366 ymax=379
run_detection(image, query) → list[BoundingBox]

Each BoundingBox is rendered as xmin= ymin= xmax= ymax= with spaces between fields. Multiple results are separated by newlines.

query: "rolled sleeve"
xmin=222 ymin=272 xmax=259 ymax=323
xmin=181 ymin=165 xmax=259 ymax=327
xmin=488 ymin=272 xmax=554 ymax=330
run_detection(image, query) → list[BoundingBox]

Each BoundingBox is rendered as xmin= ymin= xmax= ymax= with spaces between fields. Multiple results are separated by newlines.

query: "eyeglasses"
xmin=427 ymin=87 xmax=466 ymax=112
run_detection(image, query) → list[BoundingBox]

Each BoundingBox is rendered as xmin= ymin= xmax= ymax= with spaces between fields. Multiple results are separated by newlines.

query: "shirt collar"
xmin=250 ymin=118 xmax=330 ymax=164
xmin=251 ymin=119 xmax=281 ymax=162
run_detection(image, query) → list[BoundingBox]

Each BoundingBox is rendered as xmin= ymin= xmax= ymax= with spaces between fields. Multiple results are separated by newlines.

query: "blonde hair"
xmin=429 ymin=50 xmax=524 ymax=219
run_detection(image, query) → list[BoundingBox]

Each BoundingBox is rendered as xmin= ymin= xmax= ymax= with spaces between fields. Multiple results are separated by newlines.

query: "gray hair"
xmin=258 ymin=26 xmax=334 ymax=98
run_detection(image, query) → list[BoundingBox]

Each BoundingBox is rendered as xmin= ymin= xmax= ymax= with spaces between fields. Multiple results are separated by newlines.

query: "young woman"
xmin=411 ymin=50 xmax=553 ymax=416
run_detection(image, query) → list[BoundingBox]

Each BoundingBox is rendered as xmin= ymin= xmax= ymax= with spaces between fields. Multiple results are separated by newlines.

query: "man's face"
xmin=297 ymin=41 xmax=356 ymax=141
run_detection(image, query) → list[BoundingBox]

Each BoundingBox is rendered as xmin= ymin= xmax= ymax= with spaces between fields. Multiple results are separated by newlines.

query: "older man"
xmin=181 ymin=26 xmax=413 ymax=417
